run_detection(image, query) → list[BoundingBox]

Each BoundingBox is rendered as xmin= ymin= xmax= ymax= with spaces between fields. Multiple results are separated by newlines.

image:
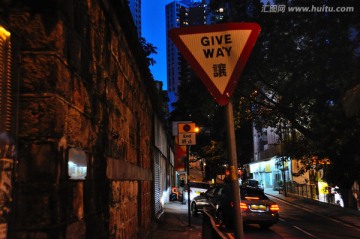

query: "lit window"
xmin=68 ymin=148 xmax=87 ymax=180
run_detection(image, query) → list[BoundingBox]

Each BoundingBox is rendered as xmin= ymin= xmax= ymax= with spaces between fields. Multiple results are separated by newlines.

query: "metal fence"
xmin=286 ymin=183 xmax=317 ymax=200
xmin=285 ymin=182 xmax=360 ymax=210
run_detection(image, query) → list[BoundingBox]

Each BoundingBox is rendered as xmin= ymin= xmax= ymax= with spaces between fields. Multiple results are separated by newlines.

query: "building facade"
xmin=165 ymin=0 xmax=209 ymax=110
xmin=0 ymin=0 xmax=172 ymax=238
xmin=250 ymin=125 xmax=346 ymax=206
xmin=250 ymin=126 xmax=292 ymax=189
xmin=128 ymin=0 xmax=142 ymax=37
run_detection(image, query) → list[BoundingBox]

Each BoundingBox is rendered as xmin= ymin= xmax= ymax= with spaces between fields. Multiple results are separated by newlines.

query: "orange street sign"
xmin=169 ymin=23 xmax=261 ymax=106
xmin=178 ymin=123 xmax=196 ymax=133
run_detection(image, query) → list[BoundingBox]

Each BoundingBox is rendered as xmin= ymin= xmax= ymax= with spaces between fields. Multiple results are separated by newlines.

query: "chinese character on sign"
xmin=213 ymin=63 xmax=227 ymax=77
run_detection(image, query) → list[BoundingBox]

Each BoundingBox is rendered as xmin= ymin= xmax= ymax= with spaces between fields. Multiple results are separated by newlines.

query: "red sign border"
xmin=169 ymin=23 xmax=261 ymax=106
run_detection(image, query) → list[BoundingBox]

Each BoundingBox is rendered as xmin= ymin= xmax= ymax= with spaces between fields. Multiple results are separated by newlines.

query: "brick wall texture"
xmin=0 ymin=0 xmax=158 ymax=238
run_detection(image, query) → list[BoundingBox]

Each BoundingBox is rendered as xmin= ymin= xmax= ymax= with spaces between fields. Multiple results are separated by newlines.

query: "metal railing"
xmin=202 ymin=209 xmax=228 ymax=239
xmin=286 ymin=183 xmax=317 ymax=199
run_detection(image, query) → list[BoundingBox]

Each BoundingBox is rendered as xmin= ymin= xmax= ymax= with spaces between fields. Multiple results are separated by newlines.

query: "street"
xmin=220 ymin=195 xmax=360 ymax=239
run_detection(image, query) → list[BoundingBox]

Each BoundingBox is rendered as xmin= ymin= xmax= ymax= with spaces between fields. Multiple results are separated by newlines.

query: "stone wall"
xmin=0 ymin=0 xmax=158 ymax=238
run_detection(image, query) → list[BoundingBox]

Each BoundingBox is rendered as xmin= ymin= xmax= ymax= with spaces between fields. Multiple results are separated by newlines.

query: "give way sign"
xmin=169 ymin=23 xmax=261 ymax=106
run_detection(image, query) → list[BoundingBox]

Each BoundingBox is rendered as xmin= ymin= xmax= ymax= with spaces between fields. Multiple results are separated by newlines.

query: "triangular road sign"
xmin=169 ymin=23 xmax=261 ymax=106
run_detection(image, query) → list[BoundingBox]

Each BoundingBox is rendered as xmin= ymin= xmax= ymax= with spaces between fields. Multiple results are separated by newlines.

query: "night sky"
xmin=142 ymin=0 xmax=173 ymax=90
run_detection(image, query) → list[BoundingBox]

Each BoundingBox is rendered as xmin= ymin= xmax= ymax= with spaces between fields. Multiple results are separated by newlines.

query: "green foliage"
xmin=172 ymin=0 xmax=360 ymax=192
xmin=200 ymin=140 xmax=227 ymax=162
xmin=139 ymin=37 xmax=157 ymax=66
xmin=169 ymin=69 xmax=226 ymax=152
xmin=228 ymin=0 xmax=360 ymax=189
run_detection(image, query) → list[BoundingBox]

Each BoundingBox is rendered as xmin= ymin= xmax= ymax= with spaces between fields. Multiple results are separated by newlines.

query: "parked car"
xmin=182 ymin=181 xmax=211 ymax=203
xmin=190 ymin=185 xmax=219 ymax=215
xmin=242 ymin=179 xmax=264 ymax=191
xmin=191 ymin=183 xmax=280 ymax=229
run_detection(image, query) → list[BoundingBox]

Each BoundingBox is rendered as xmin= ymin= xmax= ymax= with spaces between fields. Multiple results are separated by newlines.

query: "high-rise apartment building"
xmin=166 ymin=0 xmax=209 ymax=110
xmin=128 ymin=0 xmax=141 ymax=37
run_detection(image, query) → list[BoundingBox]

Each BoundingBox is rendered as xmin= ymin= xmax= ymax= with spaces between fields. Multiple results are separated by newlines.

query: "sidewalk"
xmin=150 ymin=188 xmax=360 ymax=239
xmin=150 ymin=201 xmax=202 ymax=239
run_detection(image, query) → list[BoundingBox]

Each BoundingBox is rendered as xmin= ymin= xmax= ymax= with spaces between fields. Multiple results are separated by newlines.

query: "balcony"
xmin=255 ymin=144 xmax=283 ymax=161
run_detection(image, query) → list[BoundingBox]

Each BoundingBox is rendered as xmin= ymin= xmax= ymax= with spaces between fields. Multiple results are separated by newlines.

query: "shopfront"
xmin=248 ymin=157 xmax=292 ymax=190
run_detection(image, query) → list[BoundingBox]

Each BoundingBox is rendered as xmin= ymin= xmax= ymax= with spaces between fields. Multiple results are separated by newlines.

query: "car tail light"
xmin=245 ymin=196 xmax=259 ymax=200
xmin=240 ymin=202 xmax=248 ymax=211
xmin=270 ymin=204 xmax=280 ymax=213
xmin=230 ymin=202 xmax=248 ymax=212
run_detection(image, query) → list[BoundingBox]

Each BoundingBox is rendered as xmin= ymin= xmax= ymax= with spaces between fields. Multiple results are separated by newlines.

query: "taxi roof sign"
xmin=169 ymin=23 xmax=261 ymax=106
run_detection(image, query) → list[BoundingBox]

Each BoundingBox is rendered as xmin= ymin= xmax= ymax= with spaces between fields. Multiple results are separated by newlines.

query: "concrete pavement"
xmin=150 ymin=188 xmax=360 ymax=239
xmin=150 ymin=201 xmax=202 ymax=239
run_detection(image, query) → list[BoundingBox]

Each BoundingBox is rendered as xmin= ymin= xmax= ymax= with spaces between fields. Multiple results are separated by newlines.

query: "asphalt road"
xmin=268 ymin=195 xmax=360 ymax=239
xmin=222 ymin=195 xmax=360 ymax=239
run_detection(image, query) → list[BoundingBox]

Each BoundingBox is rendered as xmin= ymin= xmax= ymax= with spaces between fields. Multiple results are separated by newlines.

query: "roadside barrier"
xmin=202 ymin=209 xmax=228 ymax=239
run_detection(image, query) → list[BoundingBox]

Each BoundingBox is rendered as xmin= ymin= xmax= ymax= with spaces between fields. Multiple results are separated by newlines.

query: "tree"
xmin=172 ymin=1 xmax=360 ymax=207
xmin=213 ymin=0 xmax=360 ymax=208
xmin=169 ymin=56 xmax=254 ymax=178
xmin=139 ymin=37 xmax=157 ymax=66
xmin=169 ymin=68 xmax=227 ymax=157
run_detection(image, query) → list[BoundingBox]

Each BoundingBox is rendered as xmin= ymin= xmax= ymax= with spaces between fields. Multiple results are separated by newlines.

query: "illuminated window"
xmin=68 ymin=148 xmax=87 ymax=180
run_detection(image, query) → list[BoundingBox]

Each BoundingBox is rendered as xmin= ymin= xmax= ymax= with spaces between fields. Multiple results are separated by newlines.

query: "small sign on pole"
xmin=178 ymin=132 xmax=196 ymax=146
xmin=177 ymin=123 xmax=197 ymax=146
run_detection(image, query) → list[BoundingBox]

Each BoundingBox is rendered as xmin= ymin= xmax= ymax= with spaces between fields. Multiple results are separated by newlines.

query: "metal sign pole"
xmin=226 ymin=101 xmax=244 ymax=239
xmin=186 ymin=145 xmax=191 ymax=227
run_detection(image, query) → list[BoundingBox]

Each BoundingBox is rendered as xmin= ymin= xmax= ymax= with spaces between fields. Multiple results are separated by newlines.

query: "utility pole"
xmin=226 ymin=101 xmax=244 ymax=239
xmin=186 ymin=145 xmax=191 ymax=227
xmin=281 ymin=158 xmax=287 ymax=197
